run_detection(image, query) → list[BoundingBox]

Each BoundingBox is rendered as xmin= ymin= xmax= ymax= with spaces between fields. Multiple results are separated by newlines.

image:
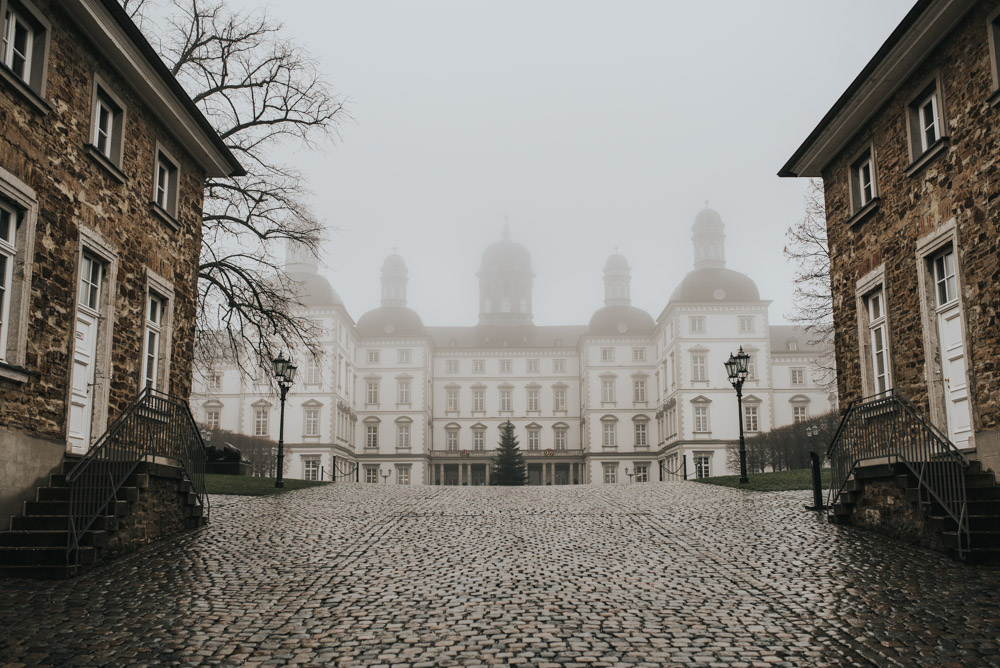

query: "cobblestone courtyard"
xmin=2 ymin=483 xmax=1000 ymax=667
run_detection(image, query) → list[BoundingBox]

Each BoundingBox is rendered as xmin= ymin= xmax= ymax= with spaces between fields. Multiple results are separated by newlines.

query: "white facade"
xmin=192 ymin=209 xmax=834 ymax=484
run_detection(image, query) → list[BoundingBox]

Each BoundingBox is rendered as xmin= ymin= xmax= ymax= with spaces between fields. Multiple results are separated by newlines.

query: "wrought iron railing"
xmin=826 ymin=389 xmax=969 ymax=557
xmin=321 ymin=458 xmax=359 ymax=482
xmin=65 ymin=388 xmax=209 ymax=567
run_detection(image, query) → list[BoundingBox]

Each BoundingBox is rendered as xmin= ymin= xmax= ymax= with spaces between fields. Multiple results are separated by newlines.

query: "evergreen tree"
xmin=491 ymin=421 xmax=527 ymax=485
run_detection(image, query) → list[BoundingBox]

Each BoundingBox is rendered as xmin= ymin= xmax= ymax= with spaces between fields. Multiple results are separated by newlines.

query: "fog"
xmin=248 ymin=0 xmax=913 ymax=326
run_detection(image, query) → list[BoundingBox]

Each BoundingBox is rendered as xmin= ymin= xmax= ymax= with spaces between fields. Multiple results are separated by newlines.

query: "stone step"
xmin=855 ymin=464 xmax=896 ymax=480
xmin=10 ymin=514 xmax=113 ymax=532
xmin=842 ymin=479 xmax=863 ymax=493
xmin=928 ymin=515 xmax=1000 ymax=533
xmin=833 ymin=502 xmax=851 ymax=516
xmin=37 ymin=486 xmax=70 ymax=501
xmin=0 ymin=530 xmax=107 ymax=548
xmin=0 ymin=564 xmax=81 ymax=580
xmin=838 ymin=491 xmax=859 ymax=505
xmin=48 ymin=473 xmax=69 ymax=487
xmin=955 ymin=547 xmax=1000 ymax=564
xmin=0 ymin=546 xmax=95 ymax=566
xmin=965 ymin=472 xmax=997 ymax=488
xmin=966 ymin=485 xmax=1000 ymax=500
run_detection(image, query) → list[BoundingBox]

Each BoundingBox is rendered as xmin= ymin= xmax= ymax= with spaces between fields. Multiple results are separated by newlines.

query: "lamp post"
xmin=380 ymin=467 xmax=392 ymax=484
xmin=724 ymin=346 xmax=751 ymax=485
xmin=272 ymin=353 xmax=297 ymax=489
xmin=625 ymin=467 xmax=634 ymax=483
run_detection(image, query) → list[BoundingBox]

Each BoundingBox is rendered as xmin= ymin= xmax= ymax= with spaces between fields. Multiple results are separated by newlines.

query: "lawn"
xmin=692 ymin=467 xmax=831 ymax=492
xmin=205 ymin=474 xmax=330 ymax=496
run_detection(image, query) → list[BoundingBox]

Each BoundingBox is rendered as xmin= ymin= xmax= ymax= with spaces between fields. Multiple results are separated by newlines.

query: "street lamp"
xmin=624 ymin=467 xmax=634 ymax=483
xmin=380 ymin=467 xmax=392 ymax=484
xmin=272 ymin=353 xmax=297 ymax=489
xmin=724 ymin=346 xmax=751 ymax=485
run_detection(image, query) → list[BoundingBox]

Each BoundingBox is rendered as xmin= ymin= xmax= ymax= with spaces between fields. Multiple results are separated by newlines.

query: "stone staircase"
xmin=832 ymin=461 xmax=1000 ymax=563
xmin=0 ymin=458 xmax=205 ymax=579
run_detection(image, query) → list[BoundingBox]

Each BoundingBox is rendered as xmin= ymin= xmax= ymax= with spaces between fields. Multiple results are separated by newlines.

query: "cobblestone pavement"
xmin=2 ymin=483 xmax=1000 ymax=667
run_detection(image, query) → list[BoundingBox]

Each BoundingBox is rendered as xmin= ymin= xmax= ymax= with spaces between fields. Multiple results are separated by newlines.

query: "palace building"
xmin=191 ymin=208 xmax=834 ymax=484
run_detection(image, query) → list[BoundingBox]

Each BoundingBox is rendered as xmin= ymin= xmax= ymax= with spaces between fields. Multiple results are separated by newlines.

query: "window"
xmin=472 ymin=359 xmax=485 ymax=374
xmin=365 ymin=423 xmax=378 ymax=449
xmin=601 ymin=379 xmax=616 ymax=403
xmin=500 ymin=388 xmax=512 ymax=412
xmin=553 ymin=359 xmax=566 ymax=373
xmin=865 ymin=288 xmax=892 ymax=395
xmin=205 ymin=408 xmax=220 ymax=430
xmin=634 ymin=422 xmax=647 ymax=447
xmin=473 ymin=429 xmax=485 ymax=451
xmin=91 ymin=84 xmax=124 ymax=166
xmin=601 ymin=347 xmax=614 ymax=362
xmin=368 ymin=350 xmax=380 ymax=364
xmin=254 ymin=407 xmax=269 ymax=437
xmin=302 ymin=458 xmax=320 ymax=481
xmin=528 ymin=429 xmax=540 ymax=451
xmin=2 ymin=2 xmax=46 ymax=93
xmin=397 ymin=379 xmax=410 ymax=404
xmin=527 ymin=388 xmax=539 ymax=412
xmin=554 ymin=428 xmax=567 ymax=450
xmin=793 ymin=405 xmax=808 ymax=423
xmin=788 ymin=341 xmax=798 ymax=352
xmin=691 ymin=354 xmax=707 ymax=382
xmin=694 ymin=454 xmax=711 ymax=479
xmin=526 ymin=359 xmax=539 ymax=373
xmin=447 ymin=388 xmax=459 ymax=412
xmin=153 ymin=149 xmax=179 ymax=219
xmin=738 ymin=316 xmax=754 ymax=333
xmin=366 ymin=381 xmax=379 ymax=405
xmin=396 ymin=465 xmax=411 ymax=485
xmin=694 ymin=405 xmax=709 ymax=432
xmin=304 ymin=356 xmax=321 ymax=385
xmin=446 ymin=359 xmax=459 ymax=374
xmin=791 ymin=368 xmax=805 ymax=386
xmin=304 ymin=407 xmax=320 ymax=437
xmin=446 ymin=429 xmax=459 ymax=451
xmin=553 ymin=387 xmax=567 ymax=412
xmin=397 ymin=349 xmax=411 ymax=364
xmin=499 ymin=359 xmax=512 ymax=373
xmin=365 ymin=466 xmax=379 ymax=484
xmin=603 ymin=463 xmax=617 ymax=484
xmin=746 ymin=354 xmax=757 ymax=380
xmin=140 ymin=292 xmax=164 ymax=390
xmin=635 ymin=463 xmax=649 ymax=483
xmin=397 ymin=422 xmax=411 ymax=449
xmin=689 ymin=316 xmax=705 ymax=333
xmin=0 ymin=197 xmax=26 ymax=365
xmin=472 ymin=389 xmax=485 ymax=412
xmin=915 ymin=90 xmax=940 ymax=153
xmin=500 ymin=296 xmax=511 ymax=312
xmin=933 ymin=248 xmax=957 ymax=307
xmin=744 ymin=405 xmax=758 ymax=432
xmin=633 ymin=379 xmax=646 ymax=403
xmin=602 ymin=421 xmax=617 ymax=447
xmin=207 ymin=372 xmax=222 ymax=391
xmin=850 ymin=148 xmax=878 ymax=212
xmin=632 ymin=347 xmax=645 ymax=362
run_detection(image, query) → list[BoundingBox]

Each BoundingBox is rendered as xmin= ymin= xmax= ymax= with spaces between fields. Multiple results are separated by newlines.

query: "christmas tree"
xmin=491 ymin=420 xmax=527 ymax=485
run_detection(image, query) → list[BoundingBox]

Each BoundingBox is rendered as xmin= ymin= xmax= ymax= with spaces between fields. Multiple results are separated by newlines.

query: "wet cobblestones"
xmin=2 ymin=482 xmax=1000 ymax=666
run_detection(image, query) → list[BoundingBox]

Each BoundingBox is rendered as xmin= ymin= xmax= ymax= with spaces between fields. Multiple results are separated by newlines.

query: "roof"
xmin=356 ymin=306 xmax=426 ymax=338
xmin=64 ymin=0 xmax=244 ymax=177
xmin=286 ymin=271 xmax=343 ymax=309
xmin=779 ymin=0 xmax=974 ymax=178
xmin=769 ymin=325 xmax=829 ymax=354
xmin=427 ymin=325 xmax=586 ymax=349
xmin=669 ymin=267 xmax=761 ymax=303
xmin=587 ymin=305 xmax=655 ymax=337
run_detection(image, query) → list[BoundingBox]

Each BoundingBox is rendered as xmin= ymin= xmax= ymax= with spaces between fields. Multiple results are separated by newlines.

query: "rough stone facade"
xmin=819 ymin=1 xmax=1000 ymax=469
xmin=847 ymin=480 xmax=946 ymax=552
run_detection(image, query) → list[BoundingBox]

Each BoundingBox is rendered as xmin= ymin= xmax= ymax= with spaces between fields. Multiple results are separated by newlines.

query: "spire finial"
xmin=502 ymin=216 xmax=511 ymax=241
xmin=704 ymin=199 xmax=709 ymax=208
xmin=392 ymin=246 xmax=397 ymax=254
xmin=614 ymin=246 xmax=619 ymax=254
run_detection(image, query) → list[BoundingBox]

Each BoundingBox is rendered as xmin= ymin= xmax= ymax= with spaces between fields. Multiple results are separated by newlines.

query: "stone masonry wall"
xmin=848 ymin=480 xmax=946 ymax=553
xmin=0 ymin=0 xmax=205 ymax=441
xmin=822 ymin=2 xmax=1000 ymax=441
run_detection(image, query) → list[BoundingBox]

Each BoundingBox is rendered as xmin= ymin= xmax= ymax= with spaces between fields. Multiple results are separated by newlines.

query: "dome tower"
xmin=478 ymin=225 xmax=535 ymax=326
xmin=692 ymin=204 xmax=726 ymax=270
xmin=380 ymin=252 xmax=408 ymax=307
xmin=603 ymin=251 xmax=631 ymax=306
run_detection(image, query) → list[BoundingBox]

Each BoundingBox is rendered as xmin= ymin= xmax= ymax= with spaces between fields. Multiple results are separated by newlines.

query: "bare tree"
xmin=784 ymin=179 xmax=836 ymax=390
xmin=125 ymin=0 xmax=345 ymax=376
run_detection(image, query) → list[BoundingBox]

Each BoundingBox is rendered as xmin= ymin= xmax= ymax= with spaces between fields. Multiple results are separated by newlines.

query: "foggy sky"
xmin=257 ymin=0 xmax=913 ymax=328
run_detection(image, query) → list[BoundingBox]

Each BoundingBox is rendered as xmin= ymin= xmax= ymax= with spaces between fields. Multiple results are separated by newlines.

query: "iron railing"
xmin=321 ymin=458 xmax=359 ymax=482
xmin=826 ymin=389 xmax=969 ymax=557
xmin=65 ymin=388 xmax=209 ymax=567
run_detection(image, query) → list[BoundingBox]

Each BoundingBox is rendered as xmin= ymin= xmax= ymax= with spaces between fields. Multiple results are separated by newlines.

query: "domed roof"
xmin=669 ymin=267 xmax=760 ymax=303
xmin=356 ymin=306 xmax=426 ymax=338
xmin=605 ymin=253 xmax=629 ymax=271
xmin=286 ymin=271 xmax=343 ymax=308
xmin=382 ymin=253 xmax=407 ymax=272
xmin=694 ymin=206 xmax=724 ymax=230
xmin=480 ymin=227 xmax=532 ymax=273
xmin=588 ymin=304 xmax=655 ymax=336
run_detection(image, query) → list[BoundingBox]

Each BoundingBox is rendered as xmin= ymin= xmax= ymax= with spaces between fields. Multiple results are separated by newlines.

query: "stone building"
xmin=192 ymin=209 xmax=834 ymax=484
xmin=0 ymin=0 xmax=242 ymax=527
xmin=780 ymin=0 xmax=1000 ymax=473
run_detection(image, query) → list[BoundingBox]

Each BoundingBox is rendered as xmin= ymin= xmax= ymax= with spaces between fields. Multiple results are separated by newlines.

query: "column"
xmin=436 ymin=464 xmax=442 ymax=486
xmin=462 ymin=463 xmax=468 ymax=486
xmin=546 ymin=463 xmax=552 ymax=485
xmin=485 ymin=463 xmax=490 ymax=485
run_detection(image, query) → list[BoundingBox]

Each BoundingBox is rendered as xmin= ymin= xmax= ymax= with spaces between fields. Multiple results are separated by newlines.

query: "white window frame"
xmin=472 ymin=359 xmax=485 ymax=374
xmin=793 ymin=405 xmax=808 ymax=423
xmin=632 ymin=347 xmax=645 ymax=362
xmin=790 ymin=368 xmax=805 ymax=386
xmin=689 ymin=316 xmax=705 ymax=333
xmin=303 ymin=406 xmax=320 ymax=437
xmin=366 ymin=381 xmax=379 ymax=405
xmin=601 ymin=378 xmax=616 ymax=403
xmin=1 ymin=1 xmax=48 ymax=95
xmin=365 ymin=423 xmax=379 ymax=449
xmin=499 ymin=359 xmax=512 ymax=374
xmin=397 ymin=348 xmax=411 ymax=364
xmin=527 ymin=388 xmax=539 ymax=412
xmin=446 ymin=359 xmax=459 ymax=374
xmin=396 ymin=422 xmax=411 ymax=449
xmin=472 ymin=388 xmax=485 ymax=412
xmin=694 ymin=454 xmax=711 ymax=479
xmin=693 ymin=405 xmax=710 ymax=433
xmin=397 ymin=379 xmax=410 ymax=405
xmin=472 ymin=429 xmax=485 ymax=451
xmin=499 ymin=388 xmax=512 ymax=412
xmin=864 ymin=286 xmax=892 ymax=396
xmin=254 ymin=406 xmax=269 ymax=437
xmin=602 ymin=420 xmax=617 ymax=448
xmin=602 ymin=463 xmax=617 ymax=484
xmin=0 ymin=168 xmax=37 ymax=376
xmin=691 ymin=354 xmax=707 ymax=382
xmin=368 ymin=350 xmax=380 ymax=364
xmin=635 ymin=463 xmax=649 ymax=483
xmin=140 ymin=291 xmax=165 ymax=390
xmin=447 ymin=388 xmax=459 ymax=412
xmin=205 ymin=408 xmax=220 ymax=430
xmin=633 ymin=379 xmax=646 ymax=403
xmin=152 ymin=145 xmax=180 ymax=221
xmin=396 ymin=465 xmax=411 ymax=485
xmin=554 ymin=428 xmax=567 ymax=450
xmin=553 ymin=387 xmax=567 ymax=412
xmin=365 ymin=465 xmax=379 ymax=484
xmin=526 ymin=358 xmax=539 ymax=373
xmin=527 ymin=429 xmax=540 ymax=451
xmin=553 ymin=358 xmax=566 ymax=373
xmin=634 ymin=422 xmax=647 ymax=447
xmin=601 ymin=347 xmax=614 ymax=362
xmin=89 ymin=78 xmax=126 ymax=169
xmin=446 ymin=429 xmax=459 ymax=451
xmin=744 ymin=405 xmax=759 ymax=432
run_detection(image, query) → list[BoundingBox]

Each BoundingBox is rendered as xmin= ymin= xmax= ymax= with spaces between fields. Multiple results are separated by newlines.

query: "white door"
xmin=932 ymin=248 xmax=972 ymax=449
xmin=938 ymin=304 xmax=972 ymax=448
xmin=68 ymin=255 xmax=103 ymax=454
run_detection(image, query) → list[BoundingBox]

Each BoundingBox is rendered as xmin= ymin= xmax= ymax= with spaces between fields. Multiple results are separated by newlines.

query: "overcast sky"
xmin=250 ymin=0 xmax=913 ymax=327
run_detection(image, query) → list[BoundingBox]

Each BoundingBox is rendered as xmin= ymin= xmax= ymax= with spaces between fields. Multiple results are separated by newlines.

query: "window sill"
xmin=601 ymin=402 xmax=617 ymax=407
xmin=84 ymin=144 xmax=126 ymax=184
xmin=989 ymin=88 xmax=1000 ymax=108
xmin=396 ymin=403 xmax=411 ymax=409
xmin=0 ymin=361 xmax=36 ymax=384
xmin=847 ymin=197 xmax=880 ymax=229
xmin=0 ymin=66 xmax=51 ymax=115
xmin=553 ymin=410 xmax=567 ymax=416
xmin=905 ymin=138 xmax=949 ymax=178
xmin=633 ymin=402 xmax=648 ymax=408
xmin=150 ymin=201 xmax=179 ymax=230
